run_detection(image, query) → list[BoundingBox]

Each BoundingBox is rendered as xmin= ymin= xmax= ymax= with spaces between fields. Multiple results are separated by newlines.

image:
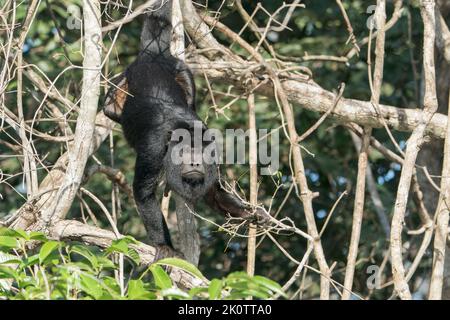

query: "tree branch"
xmin=38 ymin=0 xmax=102 ymax=226
xmin=187 ymin=57 xmax=448 ymax=140
xmin=391 ymin=0 xmax=439 ymax=300
xmin=49 ymin=219 xmax=206 ymax=289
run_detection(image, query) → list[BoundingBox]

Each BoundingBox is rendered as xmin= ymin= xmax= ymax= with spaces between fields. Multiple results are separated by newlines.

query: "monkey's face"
xmin=180 ymin=148 xmax=206 ymax=185
xmin=164 ymin=134 xmax=218 ymax=201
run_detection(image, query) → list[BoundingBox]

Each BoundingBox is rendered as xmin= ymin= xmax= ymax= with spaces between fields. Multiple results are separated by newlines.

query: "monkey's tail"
xmin=140 ymin=0 xmax=173 ymax=57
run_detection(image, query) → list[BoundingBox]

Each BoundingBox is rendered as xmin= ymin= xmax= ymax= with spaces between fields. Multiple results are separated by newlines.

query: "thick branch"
xmin=40 ymin=0 xmax=102 ymax=225
xmin=187 ymin=58 xmax=448 ymax=140
xmin=49 ymin=220 xmax=205 ymax=289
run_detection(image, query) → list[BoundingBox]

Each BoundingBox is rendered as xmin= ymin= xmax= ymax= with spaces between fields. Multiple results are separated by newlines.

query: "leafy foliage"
xmin=0 ymin=228 xmax=283 ymax=300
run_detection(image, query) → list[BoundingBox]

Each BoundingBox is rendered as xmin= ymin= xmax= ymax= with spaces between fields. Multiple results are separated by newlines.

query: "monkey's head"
xmin=164 ymin=122 xmax=218 ymax=201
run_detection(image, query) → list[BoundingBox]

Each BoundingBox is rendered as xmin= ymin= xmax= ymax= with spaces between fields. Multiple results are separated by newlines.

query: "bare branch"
xmin=429 ymin=51 xmax=450 ymax=301
xmin=246 ymin=93 xmax=257 ymax=277
xmin=435 ymin=6 xmax=450 ymax=63
xmin=343 ymin=0 xmax=385 ymax=300
xmin=391 ymin=0 xmax=439 ymax=300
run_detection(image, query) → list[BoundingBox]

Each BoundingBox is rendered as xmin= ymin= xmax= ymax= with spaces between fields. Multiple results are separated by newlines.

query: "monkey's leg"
xmin=133 ymin=151 xmax=173 ymax=248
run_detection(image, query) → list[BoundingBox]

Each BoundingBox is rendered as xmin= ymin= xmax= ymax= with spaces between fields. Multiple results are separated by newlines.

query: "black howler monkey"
xmin=103 ymin=0 xmax=267 ymax=258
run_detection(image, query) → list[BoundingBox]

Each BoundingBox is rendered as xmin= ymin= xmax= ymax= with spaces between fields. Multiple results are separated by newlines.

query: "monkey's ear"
xmin=103 ymin=75 xmax=129 ymax=123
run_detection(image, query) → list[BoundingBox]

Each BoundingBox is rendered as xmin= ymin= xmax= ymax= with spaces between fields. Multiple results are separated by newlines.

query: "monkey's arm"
xmin=174 ymin=61 xmax=196 ymax=111
xmin=205 ymin=183 xmax=269 ymax=225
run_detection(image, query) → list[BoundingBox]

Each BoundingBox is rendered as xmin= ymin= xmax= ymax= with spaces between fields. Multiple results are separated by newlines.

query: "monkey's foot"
xmin=154 ymin=245 xmax=185 ymax=261
xmin=154 ymin=245 xmax=185 ymax=274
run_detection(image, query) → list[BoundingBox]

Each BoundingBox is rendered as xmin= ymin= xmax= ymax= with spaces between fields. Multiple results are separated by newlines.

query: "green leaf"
xmin=79 ymin=274 xmax=103 ymax=300
xmin=208 ymin=279 xmax=222 ymax=300
xmin=126 ymin=248 xmax=141 ymax=265
xmin=188 ymin=286 xmax=208 ymax=298
xmin=0 ymin=236 xmax=19 ymax=249
xmin=0 ymin=228 xmax=29 ymax=240
xmin=160 ymin=287 xmax=190 ymax=299
xmin=70 ymin=261 xmax=95 ymax=273
xmin=29 ymin=232 xmax=47 ymax=241
xmin=107 ymin=240 xmax=128 ymax=254
xmin=240 ymin=289 xmax=270 ymax=299
xmin=252 ymin=275 xmax=286 ymax=297
xmin=0 ymin=265 xmax=19 ymax=282
xmin=127 ymin=279 xmax=155 ymax=300
xmin=156 ymin=258 xmax=205 ymax=280
xmin=226 ymin=289 xmax=268 ymax=300
xmin=96 ymin=256 xmax=116 ymax=270
xmin=149 ymin=264 xmax=172 ymax=290
xmin=224 ymin=272 xmax=250 ymax=289
xmin=0 ymin=258 xmax=21 ymax=265
xmin=39 ymin=241 xmax=60 ymax=264
xmin=21 ymin=254 xmax=39 ymax=268
xmin=101 ymin=276 xmax=122 ymax=299
xmin=106 ymin=237 xmax=136 ymax=255
xmin=226 ymin=292 xmax=248 ymax=300
xmin=0 ymin=252 xmax=18 ymax=264
xmin=70 ymin=245 xmax=98 ymax=270
xmin=226 ymin=271 xmax=250 ymax=280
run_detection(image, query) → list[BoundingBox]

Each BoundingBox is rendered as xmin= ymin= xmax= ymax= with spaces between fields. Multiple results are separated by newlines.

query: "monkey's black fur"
xmin=103 ymin=0 xmax=267 ymax=256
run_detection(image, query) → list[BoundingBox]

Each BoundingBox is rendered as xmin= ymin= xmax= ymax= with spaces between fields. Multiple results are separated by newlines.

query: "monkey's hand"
xmin=243 ymin=206 xmax=271 ymax=227
xmin=206 ymin=184 xmax=272 ymax=227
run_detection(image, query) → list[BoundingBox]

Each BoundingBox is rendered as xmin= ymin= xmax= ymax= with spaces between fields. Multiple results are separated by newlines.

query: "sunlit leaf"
xmin=160 ymin=287 xmax=190 ymax=299
xmin=29 ymin=232 xmax=47 ymax=241
xmin=0 ymin=228 xmax=29 ymax=240
xmin=0 ymin=265 xmax=19 ymax=282
xmin=70 ymin=245 xmax=98 ymax=270
xmin=252 ymin=275 xmax=286 ymax=297
xmin=79 ymin=274 xmax=103 ymax=300
xmin=156 ymin=258 xmax=205 ymax=280
xmin=127 ymin=279 xmax=155 ymax=300
xmin=0 ymin=236 xmax=18 ymax=249
xmin=208 ymin=279 xmax=222 ymax=300
xmin=39 ymin=241 xmax=60 ymax=264
xmin=149 ymin=264 xmax=172 ymax=290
